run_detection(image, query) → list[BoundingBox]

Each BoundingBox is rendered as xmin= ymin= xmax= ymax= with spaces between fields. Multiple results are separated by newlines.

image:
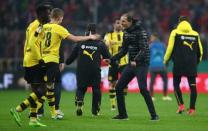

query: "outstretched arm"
xmin=66 ymin=34 xmax=100 ymax=43
xmin=65 ymin=45 xmax=79 ymax=65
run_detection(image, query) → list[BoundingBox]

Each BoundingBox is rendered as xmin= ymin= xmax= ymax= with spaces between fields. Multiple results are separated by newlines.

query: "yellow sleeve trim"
xmin=164 ymin=30 xmax=176 ymax=64
xmin=198 ymin=35 xmax=203 ymax=61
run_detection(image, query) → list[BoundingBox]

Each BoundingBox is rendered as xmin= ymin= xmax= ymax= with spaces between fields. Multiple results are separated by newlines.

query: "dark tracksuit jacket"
xmin=111 ymin=21 xmax=157 ymax=117
xmin=66 ymin=40 xmax=111 ymax=87
xmin=164 ymin=21 xmax=203 ymax=76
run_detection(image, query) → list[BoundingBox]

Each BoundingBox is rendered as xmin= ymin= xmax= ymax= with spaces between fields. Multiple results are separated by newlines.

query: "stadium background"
xmin=0 ymin=1 xmax=208 ymax=131
xmin=0 ymin=0 xmax=208 ymax=92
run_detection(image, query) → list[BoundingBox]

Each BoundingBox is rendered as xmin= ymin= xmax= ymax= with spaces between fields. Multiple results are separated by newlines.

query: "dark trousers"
xmin=150 ymin=70 xmax=168 ymax=96
xmin=55 ymin=82 xmax=61 ymax=110
xmin=173 ymin=75 xmax=197 ymax=109
xmin=115 ymin=65 xmax=157 ymax=117
xmin=76 ymin=82 xmax=101 ymax=114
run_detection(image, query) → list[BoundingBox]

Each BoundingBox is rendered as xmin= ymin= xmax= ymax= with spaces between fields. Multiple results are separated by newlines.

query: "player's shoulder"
xmin=104 ymin=31 xmax=113 ymax=36
xmin=44 ymin=23 xmax=66 ymax=30
xmin=170 ymin=29 xmax=178 ymax=36
xmin=29 ymin=20 xmax=39 ymax=27
xmin=97 ymin=40 xmax=107 ymax=47
xmin=27 ymin=20 xmax=39 ymax=31
xmin=191 ymin=30 xmax=200 ymax=36
xmin=81 ymin=39 xmax=105 ymax=47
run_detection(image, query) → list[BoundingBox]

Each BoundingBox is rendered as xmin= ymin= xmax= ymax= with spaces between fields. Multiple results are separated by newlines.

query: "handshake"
xmin=103 ymin=58 xmax=118 ymax=68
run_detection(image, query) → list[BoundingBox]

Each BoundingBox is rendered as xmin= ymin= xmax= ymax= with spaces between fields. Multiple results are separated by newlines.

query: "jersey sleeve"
xmin=100 ymin=41 xmax=111 ymax=59
xmin=65 ymin=44 xmax=79 ymax=65
xmin=104 ymin=34 xmax=110 ymax=46
xmin=57 ymin=25 xmax=71 ymax=39
xmin=197 ymin=33 xmax=203 ymax=62
xmin=164 ymin=30 xmax=176 ymax=64
xmin=23 ymin=29 xmax=29 ymax=55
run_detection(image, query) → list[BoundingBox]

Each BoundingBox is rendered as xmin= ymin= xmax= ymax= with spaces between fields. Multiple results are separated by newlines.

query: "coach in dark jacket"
xmin=110 ymin=13 xmax=159 ymax=120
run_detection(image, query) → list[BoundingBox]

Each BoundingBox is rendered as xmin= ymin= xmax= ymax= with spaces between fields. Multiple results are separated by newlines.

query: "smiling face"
xmin=120 ymin=15 xmax=132 ymax=29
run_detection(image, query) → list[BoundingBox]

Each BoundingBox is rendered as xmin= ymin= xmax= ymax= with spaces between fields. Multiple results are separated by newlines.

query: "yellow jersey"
xmin=41 ymin=23 xmax=70 ymax=63
xmin=23 ymin=20 xmax=42 ymax=67
xmin=104 ymin=31 xmax=128 ymax=66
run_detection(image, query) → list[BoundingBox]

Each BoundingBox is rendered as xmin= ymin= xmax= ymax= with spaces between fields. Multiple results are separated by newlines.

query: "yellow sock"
xmin=109 ymin=89 xmax=116 ymax=107
xmin=16 ymin=105 xmax=22 ymax=112
xmin=16 ymin=98 xmax=30 ymax=112
xmin=30 ymin=117 xmax=37 ymax=122
xmin=51 ymin=105 xmax=56 ymax=116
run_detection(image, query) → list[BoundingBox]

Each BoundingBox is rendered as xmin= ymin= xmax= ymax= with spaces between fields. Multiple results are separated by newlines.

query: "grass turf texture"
xmin=0 ymin=90 xmax=208 ymax=131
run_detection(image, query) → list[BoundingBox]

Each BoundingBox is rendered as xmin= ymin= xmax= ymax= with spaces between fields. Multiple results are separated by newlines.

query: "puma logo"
xmin=183 ymin=41 xmax=194 ymax=50
xmin=83 ymin=50 xmax=95 ymax=61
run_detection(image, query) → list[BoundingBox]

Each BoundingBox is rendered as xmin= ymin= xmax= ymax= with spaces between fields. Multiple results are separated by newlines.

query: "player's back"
xmin=23 ymin=20 xmax=41 ymax=67
xmin=76 ymin=40 xmax=108 ymax=72
xmin=41 ymin=23 xmax=70 ymax=63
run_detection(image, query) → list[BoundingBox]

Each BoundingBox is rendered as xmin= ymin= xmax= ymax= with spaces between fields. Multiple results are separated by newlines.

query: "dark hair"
xmin=178 ymin=16 xmax=189 ymax=23
xmin=151 ymin=32 xmax=159 ymax=38
xmin=36 ymin=4 xmax=52 ymax=24
xmin=113 ymin=17 xmax=120 ymax=22
xmin=122 ymin=13 xmax=133 ymax=22
xmin=51 ymin=8 xmax=64 ymax=19
xmin=86 ymin=23 xmax=96 ymax=35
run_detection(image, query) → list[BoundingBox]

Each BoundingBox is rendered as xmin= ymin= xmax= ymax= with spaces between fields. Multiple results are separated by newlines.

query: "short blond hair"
xmin=50 ymin=8 xmax=64 ymax=19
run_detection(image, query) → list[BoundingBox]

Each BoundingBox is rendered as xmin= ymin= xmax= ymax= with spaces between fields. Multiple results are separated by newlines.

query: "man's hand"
xmin=103 ymin=59 xmax=111 ymax=65
xmin=39 ymin=59 xmax=45 ymax=67
xmin=34 ymin=25 xmax=43 ymax=37
xmin=36 ymin=25 xmax=43 ymax=33
xmin=89 ymin=34 xmax=100 ymax=40
xmin=130 ymin=61 xmax=137 ymax=67
xmin=59 ymin=63 xmax=65 ymax=72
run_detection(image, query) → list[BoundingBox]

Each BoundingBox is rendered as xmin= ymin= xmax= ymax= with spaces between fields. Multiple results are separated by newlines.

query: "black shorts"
xmin=42 ymin=62 xmax=60 ymax=83
xmin=24 ymin=65 xmax=44 ymax=84
xmin=108 ymin=65 xmax=126 ymax=82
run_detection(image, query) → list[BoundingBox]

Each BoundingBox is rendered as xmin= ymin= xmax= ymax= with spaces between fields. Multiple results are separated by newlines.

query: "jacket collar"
xmin=125 ymin=20 xmax=141 ymax=33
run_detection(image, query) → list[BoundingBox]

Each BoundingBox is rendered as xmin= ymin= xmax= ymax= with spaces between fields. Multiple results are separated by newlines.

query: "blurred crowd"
xmin=0 ymin=0 xmax=208 ymax=60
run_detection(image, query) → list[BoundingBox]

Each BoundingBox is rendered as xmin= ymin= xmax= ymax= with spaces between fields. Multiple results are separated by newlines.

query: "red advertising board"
xmin=100 ymin=73 xmax=208 ymax=93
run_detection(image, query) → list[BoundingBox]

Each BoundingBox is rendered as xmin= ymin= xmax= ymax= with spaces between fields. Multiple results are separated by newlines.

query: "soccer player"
xmin=164 ymin=16 xmax=203 ymax=115
xmin=39 ymin=8 xmax=99 ymax=117
xmin=65 ymin=23 xmax=112 ymax=116
xmin=108 ymin=13 xmax=159 ymax=120
xmin=104 ymin=19 xmax=128 ymax=110
xmin=37 ymin=44 xmax=65 ymax=117
xmin=149 ymin=33 xmax=172 ymax=101
xmin=10 ymin=4 xmax=52 ymax=127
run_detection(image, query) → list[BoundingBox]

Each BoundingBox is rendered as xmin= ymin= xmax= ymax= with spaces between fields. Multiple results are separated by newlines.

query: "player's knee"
xmin=46 ymin=82 xmax=54 ymax=90
xmin=31 ymin=83 xmax=46 ymax=99
xmin=190 ymin=85 xmax=197 ymax=93
xmin=115 ymin=87 xmax=124 ymax=94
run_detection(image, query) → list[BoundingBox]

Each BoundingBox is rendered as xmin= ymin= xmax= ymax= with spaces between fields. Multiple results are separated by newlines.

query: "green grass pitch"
xmin=0 ymin=90 xmax=208 ymax=131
